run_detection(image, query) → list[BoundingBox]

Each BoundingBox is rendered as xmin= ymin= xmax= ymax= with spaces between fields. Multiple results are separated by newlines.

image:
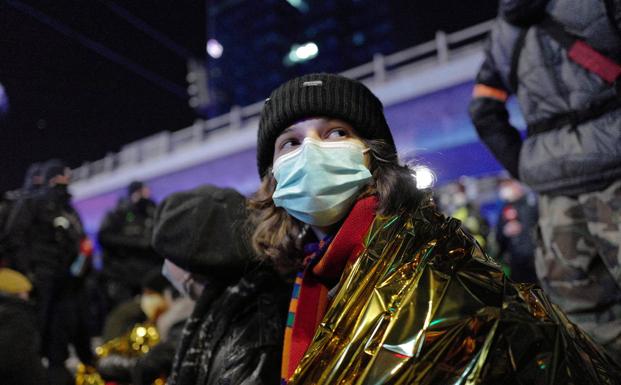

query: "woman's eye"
xmin=326 ymin=129 xmax=348 ymax=139
xmin=280 ymin=139 xmax=299 ymax=150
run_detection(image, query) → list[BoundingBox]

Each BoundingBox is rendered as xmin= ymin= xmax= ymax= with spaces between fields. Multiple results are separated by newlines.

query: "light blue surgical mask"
xmin=272 ymin=137 xmax=373 ymax=226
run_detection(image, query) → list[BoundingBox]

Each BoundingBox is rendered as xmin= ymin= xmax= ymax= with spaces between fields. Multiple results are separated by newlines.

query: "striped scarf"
xmin=281 ymin=196 xmax=378 ymax=384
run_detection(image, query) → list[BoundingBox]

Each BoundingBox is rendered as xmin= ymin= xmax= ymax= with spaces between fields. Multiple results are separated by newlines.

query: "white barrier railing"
xmin=72 ymin=19 xmax=493 ymax=182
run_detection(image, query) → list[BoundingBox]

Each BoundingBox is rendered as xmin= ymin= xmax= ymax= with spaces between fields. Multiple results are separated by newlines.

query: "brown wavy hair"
xmin=248 ymin=138 xmax=425 ymax=275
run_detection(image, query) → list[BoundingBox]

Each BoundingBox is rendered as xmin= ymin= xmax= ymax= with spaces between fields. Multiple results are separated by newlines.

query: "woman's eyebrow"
xmin=325 ymin=119 xmax=348 ymax=127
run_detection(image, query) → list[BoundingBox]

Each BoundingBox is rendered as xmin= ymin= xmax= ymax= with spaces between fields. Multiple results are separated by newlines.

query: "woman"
xmin=250 ymin=73 xmax=621 ymax=384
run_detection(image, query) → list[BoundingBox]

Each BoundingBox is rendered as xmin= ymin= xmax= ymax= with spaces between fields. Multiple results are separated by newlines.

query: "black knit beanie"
xmin=257 ymin=73 xmax=396 ymax=178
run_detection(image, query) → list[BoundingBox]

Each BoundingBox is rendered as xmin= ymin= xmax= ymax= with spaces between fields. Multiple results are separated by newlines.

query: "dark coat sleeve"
xmin=208 ymin=345 xmax=283 ymax=385
xmin=204 ymin=288 xmax=286 ymax=385
xmin=4 ymin=199 xmax=36 ymax=275
xmin=469 ymin=53 xmax=523 ymax=179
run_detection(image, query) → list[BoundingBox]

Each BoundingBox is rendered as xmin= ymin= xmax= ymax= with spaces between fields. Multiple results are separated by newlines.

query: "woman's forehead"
xmin=283 ymin=117 xmax=353 ymax=133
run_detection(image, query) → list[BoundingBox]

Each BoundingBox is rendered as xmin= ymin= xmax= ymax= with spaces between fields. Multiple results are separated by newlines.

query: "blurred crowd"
xmin=436 ymin=174 xmax=539 ymax=284
xmin=0 ymin=162 xmax=289 ymax=385
xmin=2 ymin=0 xmax=621 ymax=383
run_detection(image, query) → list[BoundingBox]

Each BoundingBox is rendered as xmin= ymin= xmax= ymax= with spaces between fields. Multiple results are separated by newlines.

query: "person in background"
xmin=469 ymin=0 xmax=621 ymax=359
xmin=495 ymin=175 xmax=538 ymax=283
xmin=250 ymin=72 xmax=620 ymax=384
xmin=0 ymin=162 xmax=43 ymax=271
xmin=6 ymin=159 xmax=95 ymax=385
xmin=98 ymin=181 xmax=161 ymax=311
xmin=131 ymin=261 xmax=195 ymax=385
xmin=439 ymin=180 xmax=490 ymax=249
xmin=94 ymin=269 xmax=192 ymax=385
xmin=0 ymin=268 xmax=46 ymax=385
xmin=151 ymin=185 xmax=290 ymax=385
xmin=100 ymin=270 xmax=166 ymax=343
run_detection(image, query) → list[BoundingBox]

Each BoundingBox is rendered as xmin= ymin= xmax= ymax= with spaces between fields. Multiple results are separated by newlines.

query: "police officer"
xmin=7 ymin=159 xmax=95 ymax=384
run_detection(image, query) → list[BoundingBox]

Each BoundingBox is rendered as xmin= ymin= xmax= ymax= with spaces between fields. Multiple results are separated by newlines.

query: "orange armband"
xmin=473 ymin=84 xmax=508 ymax=102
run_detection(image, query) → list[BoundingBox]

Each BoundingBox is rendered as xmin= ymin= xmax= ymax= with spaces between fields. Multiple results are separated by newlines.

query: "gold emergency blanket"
xmin=76 ymin=323 xmax=161 ymax=385
xmin=288 ymin=201 xmax=621 ymax=384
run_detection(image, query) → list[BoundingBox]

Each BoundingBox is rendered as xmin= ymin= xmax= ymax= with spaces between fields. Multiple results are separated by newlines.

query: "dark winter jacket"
xmin=168 ymin=267 xmax=290 ymax=385
xmin=7 ymin=186 xmax=84 ymax=278
xmin=470 ymin=0 xmax=621 ymax=195
xmin=0 ymin=294 xmax=46 ymax=385
xmin=98 ymin=198 xmax=161 ymax=289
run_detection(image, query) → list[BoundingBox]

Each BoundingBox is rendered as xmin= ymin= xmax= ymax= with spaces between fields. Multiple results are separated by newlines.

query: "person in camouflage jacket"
xmin=469 ymin=0 xmax=621 ymax=360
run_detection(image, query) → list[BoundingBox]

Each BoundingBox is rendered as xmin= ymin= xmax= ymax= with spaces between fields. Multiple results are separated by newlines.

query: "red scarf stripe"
xmin=282 ymin=196 xmax=378 ymax=382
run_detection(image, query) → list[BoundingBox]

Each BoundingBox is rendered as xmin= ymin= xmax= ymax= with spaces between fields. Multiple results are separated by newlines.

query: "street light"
xmin=284 ymin=42 xmax=319 ymax=66
xmin=206 ymin=39 xmax=223 ymax=59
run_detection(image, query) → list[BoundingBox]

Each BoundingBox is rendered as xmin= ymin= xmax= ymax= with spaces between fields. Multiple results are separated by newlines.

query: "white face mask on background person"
xmin=452 ymin=192 xmax=468 ymax=208
xmin=140 ymin=293 xmax=166 ymax=320
xmin=499 ymin=185 xmax=521 ymax=202
xmin=161 ymin=259 xmax=205 ymax=300
xmin=272 ymin=137 xmax=373 ymax=227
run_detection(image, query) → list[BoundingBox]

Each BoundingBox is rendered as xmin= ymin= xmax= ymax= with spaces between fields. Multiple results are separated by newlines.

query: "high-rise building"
xmin=205 ymin=0 xmax=396 ymax=115
xmin=204 ymin=0 xmax=498 ymax=115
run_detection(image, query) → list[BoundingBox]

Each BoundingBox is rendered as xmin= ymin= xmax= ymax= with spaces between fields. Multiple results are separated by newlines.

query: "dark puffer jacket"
xmin=168 ymin=268 xmax=290 ymax=385
xmin=470 ymin=0 xmax=621 ymax=195
xmin=7 ymin=186 xmax=85 ymax=278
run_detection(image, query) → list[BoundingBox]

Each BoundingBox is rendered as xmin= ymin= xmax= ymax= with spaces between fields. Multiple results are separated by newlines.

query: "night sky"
xmin=0 ymin=0 xmax=498 ymax=193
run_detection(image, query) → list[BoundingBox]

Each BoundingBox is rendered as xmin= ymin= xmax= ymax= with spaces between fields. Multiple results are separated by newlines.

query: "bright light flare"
xmin=412 ymin=165 xmax=436 ymax=189
xmin=285 ymin=42 xmax=319 ymax=65
xmin=286 ymin=0 xmax=309 ymax=12
xmin=206 ymin=39 xmax=223 ymax=59
xmin=295 ymin=42 xmax=318 ymax=59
